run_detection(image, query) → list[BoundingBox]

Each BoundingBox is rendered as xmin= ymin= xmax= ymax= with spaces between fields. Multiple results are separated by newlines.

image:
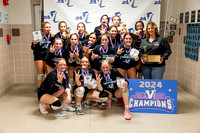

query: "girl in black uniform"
xmin=134 ymin=21 xmax=146 ymax=79
xmin=115 ymin=32 xmax=139 ymax=79
xmin=117 ymin=24 xmax=127 ymax=44
xmin=81 ymin=32 xmax=98 ymax=59
xmin=76 ymin=22 xmax=89 ymax=44
xmin=37 ymin=58 xmax=74 ymax=115
xmin=91 ymin=33 xmax=115 ymax=75
xmin=96 ymin=60 xmax=132 ymax=120
xmin=54 ymin=21 xmax=70 ymax=48
xmin=108 ymin=25 xmax=120 ymax=49
xmin=64 ymin=33 xmax=83 ymax=87
xmin=73 ymin=57 xmax=109 ymax=115
xmin=31 ymin=22 xmax=54 ymax=88
xmin=94 ymin=14 xmax=110 ymax=42
xmin=45 ymin=38 xmax=65 ymax=73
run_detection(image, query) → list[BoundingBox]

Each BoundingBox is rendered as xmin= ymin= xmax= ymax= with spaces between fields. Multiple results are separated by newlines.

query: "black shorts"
xmin=34 ymin=54 xmax=46 ymax=61
xmin=104 ymin=88 xmax=118 ymax=97
xmin=37 ymin=89 xmax=46 ymax=101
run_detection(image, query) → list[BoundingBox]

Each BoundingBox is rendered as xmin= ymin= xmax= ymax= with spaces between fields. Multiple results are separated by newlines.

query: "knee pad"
xmin=50 ymin=100 xmax=62 ymax=110
xmin=75 ymin=87 xmax=85 ymax=97
xmin=122 ymin=88 xmax=129 ymax=97
xmin=99 ymin=91 xmax=109 ymax=98
xmin=69 ymin=79 xmax=74 ymax=87
xmin=37 ymin=74 xmax=44 ymax=80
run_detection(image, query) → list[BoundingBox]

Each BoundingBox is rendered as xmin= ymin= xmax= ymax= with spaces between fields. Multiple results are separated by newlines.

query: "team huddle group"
xmin=31 ymin=14 xmax=172 ymax=120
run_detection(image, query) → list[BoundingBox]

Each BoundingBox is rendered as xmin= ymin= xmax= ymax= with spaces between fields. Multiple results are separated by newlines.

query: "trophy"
xmin=143 ymin=46 xmax=161 ymax=63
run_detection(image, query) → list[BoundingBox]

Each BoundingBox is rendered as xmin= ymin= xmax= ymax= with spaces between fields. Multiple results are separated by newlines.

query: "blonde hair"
xmin=101 ymin=60 xmax=112 ymax=69
xmin=56 ymin=58 xmax=67 ymax=67
xmin=53 ymin=37 xmax=63 ymax=44
xmin=41 ymin=22 xmax=51 ymax=39
xmin=145 ymin=21 xmax=159 ymax=38
xmin=58 ymin=21 xmax=70 ymax=38
xmin=77 ymin=22 xmax=89 ymax=37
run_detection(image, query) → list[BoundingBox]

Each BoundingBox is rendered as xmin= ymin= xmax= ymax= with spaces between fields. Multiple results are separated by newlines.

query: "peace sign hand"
xmin=57 ymin=71 xmax=64 ymax=83
xmin=75 ymin=50 xmax=80 ymax=57
xmin=50 ymin=45 xmax=55 ymax=53
xmin=74 ymin=70 xmax=82 ymax=82
xmin=69 ymin=51 xmax=74 ymax=59
xmin=96 ymin=74 xmax=103 ymax=85
xmin=117 ymin=46 xmax=124 ymax=55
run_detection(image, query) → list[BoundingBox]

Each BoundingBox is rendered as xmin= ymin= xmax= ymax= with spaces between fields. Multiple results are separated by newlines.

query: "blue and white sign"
xmin=128 ymin=79 xmax=177 ymax=114
xmin=44 ymin=0 xmax=161 ymax=33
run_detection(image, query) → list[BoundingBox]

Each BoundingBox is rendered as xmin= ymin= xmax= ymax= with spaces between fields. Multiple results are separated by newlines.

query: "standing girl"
xmin=77 ymin=22 xmax=89 ymax=44
xmin=54 ymin=21 xmax=70 ymax=48
xmin=31 ymin=22 xmax=54 ymax=88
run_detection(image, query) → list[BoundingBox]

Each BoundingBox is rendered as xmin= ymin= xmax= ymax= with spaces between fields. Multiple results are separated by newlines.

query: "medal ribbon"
xmin=81 ymin=68 xmax=89 ymax=76
xmin=110 ymin=37 xmax=116 ymax=48
xmin=44 ymin=33 xmax=50 ymax=41
xmin=124 ymin=44 xmax=131 ymax=53
xmin=71 ymin=44 xmax=78 ymax=53
xmin=99 ymin=45 xmax=108 ymax=54
xmin=54 ymin=49 xmax=62 ymax=57
xmin=79 ymin=32 xmax=85 ymax=39
xmin=57 ymin=69 xmax=66 ymax=79
xmin=104 ymin=71 xmax=111 ymax=80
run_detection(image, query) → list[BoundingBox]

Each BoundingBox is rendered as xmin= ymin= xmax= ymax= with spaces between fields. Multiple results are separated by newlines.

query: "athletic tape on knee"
xmin=37 ymin=74 xmax=44 ymax=80
xmin=50 ymin=100 xmax=62 ymax=110
xmin=75 ymin=87 xmax=85 ymax=97
xmin=122 ymin=88 xmax=129 ymax=97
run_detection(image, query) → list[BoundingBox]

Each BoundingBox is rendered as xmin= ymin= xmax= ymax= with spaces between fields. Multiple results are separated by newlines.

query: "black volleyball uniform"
xmin=139 ymin=35 xmax=172 ymax=67
xmin=98 ymin=68 xmax=128 ymax=95
xmin=78 ymin=32 xmax=89 ymax=45
xmin=64 ymin=44 xmax=83 ymax=67
xmin=31 ymin=33 xmax=54 ymax=61
xmin=115 ymin=43 xmax=139 ymax=70
xmin=73 ymin=68 xmax=96 ymax=97
xmin=94 ymin=25 xmax=109 ymax=44
xmin=37 ymin=69 xmax=70 ymax=100
xmin=110 ymin=36 xmax=120 ymax=49
xmin=91 ymin=44 xmax=115 ymax=71
xmin=54 ymin=32 xmax=69 ymax=48
xmin=45 ymin=49 xmax=66 ymax=68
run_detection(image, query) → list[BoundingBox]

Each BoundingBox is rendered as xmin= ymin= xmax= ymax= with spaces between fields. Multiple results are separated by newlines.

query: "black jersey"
xmin=98 ymin=68 xmax=128 ymax=91
xmin=54 ymin=32 xmax=69 ymax=47
xmin=73 ymin=68 xmax=96 ymax=89
xmin=38 ymin=69 xmax=70 ymax=95
xmin=78 ymin=32 xmax=89 ymax=44
xmin=31 ymin=33 xmax=54 ymax=61
xmin=64 ymin=43 xmax=83 ymax=67
xmin=115 ymin=43 xmax=139 ymax=70
xmin=91 ymin=44 xmax=115 ymax=71
xmin=45 ymin=49 xmax=65 ymax=68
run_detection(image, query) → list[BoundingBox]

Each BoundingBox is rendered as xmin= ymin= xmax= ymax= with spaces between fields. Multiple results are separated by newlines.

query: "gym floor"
xmin=0 ymin=84 xmax=200 ymax=133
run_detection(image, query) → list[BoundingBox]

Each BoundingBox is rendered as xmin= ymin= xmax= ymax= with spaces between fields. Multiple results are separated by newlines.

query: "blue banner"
xmin=128 ymin=79 xmax=177 ymax=114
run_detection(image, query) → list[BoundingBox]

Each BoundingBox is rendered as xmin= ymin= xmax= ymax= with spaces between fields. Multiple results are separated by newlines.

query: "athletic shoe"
xmin=105 ymin=99 xmax=111 ymax=110
xmin=96 ymin=97 xmax=108 ymax=103
xmin=39 ymin=103 xmax=49 ymax=115
xmin=124 ymin=108 xmax=132 ymax=120
xmin=62 ymin=103 xmax=75 ymax=112
xmin=83 ymin=99 xmax=90 ymax=108
xmin=57 ymin=110 xmax=67 ymax=117
xmin=117 ymin=97 xmax=123 ymax=105
xmin=76 ymin=106 xmax=84 ymax=115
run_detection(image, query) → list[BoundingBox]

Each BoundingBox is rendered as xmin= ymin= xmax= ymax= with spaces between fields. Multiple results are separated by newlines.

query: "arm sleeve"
xmin=161 ymin=37 xmax=172 ymax=60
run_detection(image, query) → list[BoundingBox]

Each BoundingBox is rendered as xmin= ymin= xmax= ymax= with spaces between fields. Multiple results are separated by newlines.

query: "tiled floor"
xmin=0 ymin=84 xmax=200 ymax=133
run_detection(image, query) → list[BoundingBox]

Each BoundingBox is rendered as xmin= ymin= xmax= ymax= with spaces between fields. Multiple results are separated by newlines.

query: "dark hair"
xmin=89 ymin=32 xmax=98 ymax=40
xmin=112 ymin=15 xmax=121 ymax=23
xmin=108 ymin=25 xmax=118 ymax=32
xmin=100 ymin=14 xmax=110 ymax=23
xmin=100 ymin=32 xmax=111 ymax=43
xmin=123 ymin=32 xmax=135 ymax=48
xmin=135 ymin=21 xmax=144 ymax=30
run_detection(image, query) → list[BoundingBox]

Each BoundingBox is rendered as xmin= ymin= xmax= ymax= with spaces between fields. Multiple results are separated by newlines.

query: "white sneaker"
xmin=83 ymin=99 xmax=90 ymax=108
xmin=39 ymin=103 xmax=49 ymax=115
xmin=62 ymin=102 xmax=75 ymax=112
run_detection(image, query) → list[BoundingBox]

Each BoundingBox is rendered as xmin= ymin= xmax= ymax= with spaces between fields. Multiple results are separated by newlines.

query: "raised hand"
xmin=50 ymin=45 xmax=55 ymax=53
xmin=117 ymin=46 xmax=124 ymax=55
xmin=57 ymin=71 xmax=64 ymax=83
xmin=96 ymin=74 xmax=103 ymax=85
